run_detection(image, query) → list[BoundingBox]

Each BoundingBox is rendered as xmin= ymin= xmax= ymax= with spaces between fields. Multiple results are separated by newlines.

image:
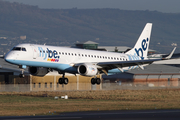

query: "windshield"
xmin=12 ymin=47 xmax=26 ymax=51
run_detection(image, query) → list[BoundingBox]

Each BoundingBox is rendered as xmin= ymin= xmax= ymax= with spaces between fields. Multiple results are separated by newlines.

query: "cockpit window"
xmin=12 ymin=47 xmax=21 ymax=51
xmin=22 ymin=48 xmax=26 ymax=51
xmin=12 ymin=47 xmax=26 ymax=51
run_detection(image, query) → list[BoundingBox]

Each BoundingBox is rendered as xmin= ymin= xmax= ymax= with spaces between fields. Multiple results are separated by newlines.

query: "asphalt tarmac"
xmin=1 ymin=109 xmax=180 ymax=120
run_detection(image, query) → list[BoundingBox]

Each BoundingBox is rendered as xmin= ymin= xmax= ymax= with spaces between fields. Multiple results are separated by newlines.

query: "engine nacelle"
xmin=78 ymin=64 xmax=98 ymax=77
xmin=28 ymin=67 xmax=49 ymax=76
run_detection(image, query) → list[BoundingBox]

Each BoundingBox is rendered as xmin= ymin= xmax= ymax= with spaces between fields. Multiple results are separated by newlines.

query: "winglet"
xmin=165 ymin=47 xmax=176 ymax=59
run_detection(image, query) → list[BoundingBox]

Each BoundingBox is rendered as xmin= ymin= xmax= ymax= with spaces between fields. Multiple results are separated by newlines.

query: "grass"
xmin=1 ymin=89 xmax=180 ymax=116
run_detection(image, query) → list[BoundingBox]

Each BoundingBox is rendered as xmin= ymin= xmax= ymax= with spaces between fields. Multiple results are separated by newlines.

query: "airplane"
xmin=4 ymin=23 xmax=176 ymax=85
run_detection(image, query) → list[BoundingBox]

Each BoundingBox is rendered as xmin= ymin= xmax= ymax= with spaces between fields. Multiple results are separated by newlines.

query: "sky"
xmin=3 ymin=0 xmax=180 ymax=13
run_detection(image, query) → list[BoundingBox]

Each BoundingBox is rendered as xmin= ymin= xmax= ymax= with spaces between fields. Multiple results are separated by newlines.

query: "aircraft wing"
xmin=74 ymin=47 xmax=176 ymax=71
xmin=73 ymin=58 xmax=164 ymax=75
xmin=96 ymin=58 xmax=162 ymax=70
xmin=97 ymin=47 xmax=176 ymax=71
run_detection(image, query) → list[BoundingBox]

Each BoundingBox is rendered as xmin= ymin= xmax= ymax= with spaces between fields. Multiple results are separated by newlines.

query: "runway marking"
xmin=67 ymin=110 xmax=180 ymax=116
xmin=2 ymin=110 xmax=180 ymax=120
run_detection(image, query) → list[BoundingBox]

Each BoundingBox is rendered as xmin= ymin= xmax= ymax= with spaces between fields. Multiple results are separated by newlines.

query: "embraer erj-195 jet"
xmin=4 ymin=23 xmax=175 ymax=85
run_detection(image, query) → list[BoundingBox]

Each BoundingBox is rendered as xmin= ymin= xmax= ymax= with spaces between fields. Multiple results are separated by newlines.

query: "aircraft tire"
xmin=96 ymin=78 xmax=101 ymax=85
xmin=91 ymin=78 xmax=96 ymax=85
xmin=64 ymin=78 xmax=69 ymax=85
xmin=58 ymin=78 xmax=64 ymax=84
xmin=19 ymin=74 xmax=25 ymax=78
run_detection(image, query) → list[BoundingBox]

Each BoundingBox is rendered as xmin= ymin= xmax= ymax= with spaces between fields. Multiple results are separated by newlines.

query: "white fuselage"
xmin=5 ymin=44 xmax=141 ymax=74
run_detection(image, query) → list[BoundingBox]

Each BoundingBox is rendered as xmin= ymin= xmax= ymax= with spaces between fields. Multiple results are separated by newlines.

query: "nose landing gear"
xmin=19 ymin=69 xmax=25 ymax=78
xmin=18 ymin=65 xmax=26 ymax=78
xmin=19 ymin=73 xmax=25 ymax=78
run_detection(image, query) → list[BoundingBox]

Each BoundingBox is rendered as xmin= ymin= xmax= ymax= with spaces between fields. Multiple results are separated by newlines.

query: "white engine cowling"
xmin=28 ymin=67 xmax=49 ymax=76
xmin=78 ymin=64 xmax=98 ymax=77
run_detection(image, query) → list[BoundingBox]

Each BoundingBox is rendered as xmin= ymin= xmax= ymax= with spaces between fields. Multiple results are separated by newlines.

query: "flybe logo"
xmin=38 ymin=47 xmax=60 ymax=62
xmin=134 ymin=38 xmax=148 ymax=60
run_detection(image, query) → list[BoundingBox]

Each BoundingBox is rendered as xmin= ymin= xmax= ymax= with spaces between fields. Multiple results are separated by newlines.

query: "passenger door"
xmin=31 ymin=45 xmax=38 ymax=59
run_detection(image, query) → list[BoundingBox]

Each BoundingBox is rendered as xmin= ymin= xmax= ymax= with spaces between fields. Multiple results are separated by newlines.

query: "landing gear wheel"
xmin=96 ymin=78 xmax=101 ymax=85
xmin=91 ymin=78 xmax=101 ymax=85
xmin=19 ymin=74 xmax=25 ymax=78
xmin=58 ymin=78 xmax=64 ymax=84
xmin=91 ymin=78 xmax=96 ymax=85
xmin=64 ymin=78 xmax=69 ymax=85
xmin=58 ymin=78 xmax=69 ymax=85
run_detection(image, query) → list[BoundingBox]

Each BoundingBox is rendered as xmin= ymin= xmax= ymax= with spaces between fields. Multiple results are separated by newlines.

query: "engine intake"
xmin=78 ymin=64 xmax=98 ymax=77
xmin=28 ymin=67 xmax=49 ymax=76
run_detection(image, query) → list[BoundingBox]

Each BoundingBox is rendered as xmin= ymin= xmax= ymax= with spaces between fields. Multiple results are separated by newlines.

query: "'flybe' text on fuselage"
xmin=38 ymin=47 xmax=59 ymax=62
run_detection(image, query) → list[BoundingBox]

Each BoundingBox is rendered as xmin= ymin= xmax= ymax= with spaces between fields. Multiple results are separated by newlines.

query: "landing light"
xmin=69 ymin=63 xmax=74 ymax=66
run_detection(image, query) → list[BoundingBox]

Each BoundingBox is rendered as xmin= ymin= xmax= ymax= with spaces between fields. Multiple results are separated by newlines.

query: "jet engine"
xmin=28 ymin=67 xmax=49 ymax=76
xmin=78 ymin=64 xmax=98 ymax=76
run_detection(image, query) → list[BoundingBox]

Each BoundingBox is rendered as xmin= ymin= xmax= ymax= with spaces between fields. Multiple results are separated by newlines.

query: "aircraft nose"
xmin=4 ymin=52 xmax=15 ymax=62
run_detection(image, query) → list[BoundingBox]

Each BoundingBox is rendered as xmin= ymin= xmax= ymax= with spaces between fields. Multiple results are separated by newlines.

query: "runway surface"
xmin=1 ymin=109 xmax=180 ymax=120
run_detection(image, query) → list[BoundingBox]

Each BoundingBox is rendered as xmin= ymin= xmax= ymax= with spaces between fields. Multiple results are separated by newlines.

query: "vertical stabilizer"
xmin=126 ymin=23 xmax=152 ymax=59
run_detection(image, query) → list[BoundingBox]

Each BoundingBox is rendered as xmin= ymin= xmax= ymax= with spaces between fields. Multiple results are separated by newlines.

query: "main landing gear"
xmin=91 ymin=78 xmax=101 ymax=85
xmin=58 ymin=73 xmax=69 ymax=85
xmin=58 ymin=78 xmax=68 ymax=85
xmin=58 ymin=72 xmax=101 ymax=85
